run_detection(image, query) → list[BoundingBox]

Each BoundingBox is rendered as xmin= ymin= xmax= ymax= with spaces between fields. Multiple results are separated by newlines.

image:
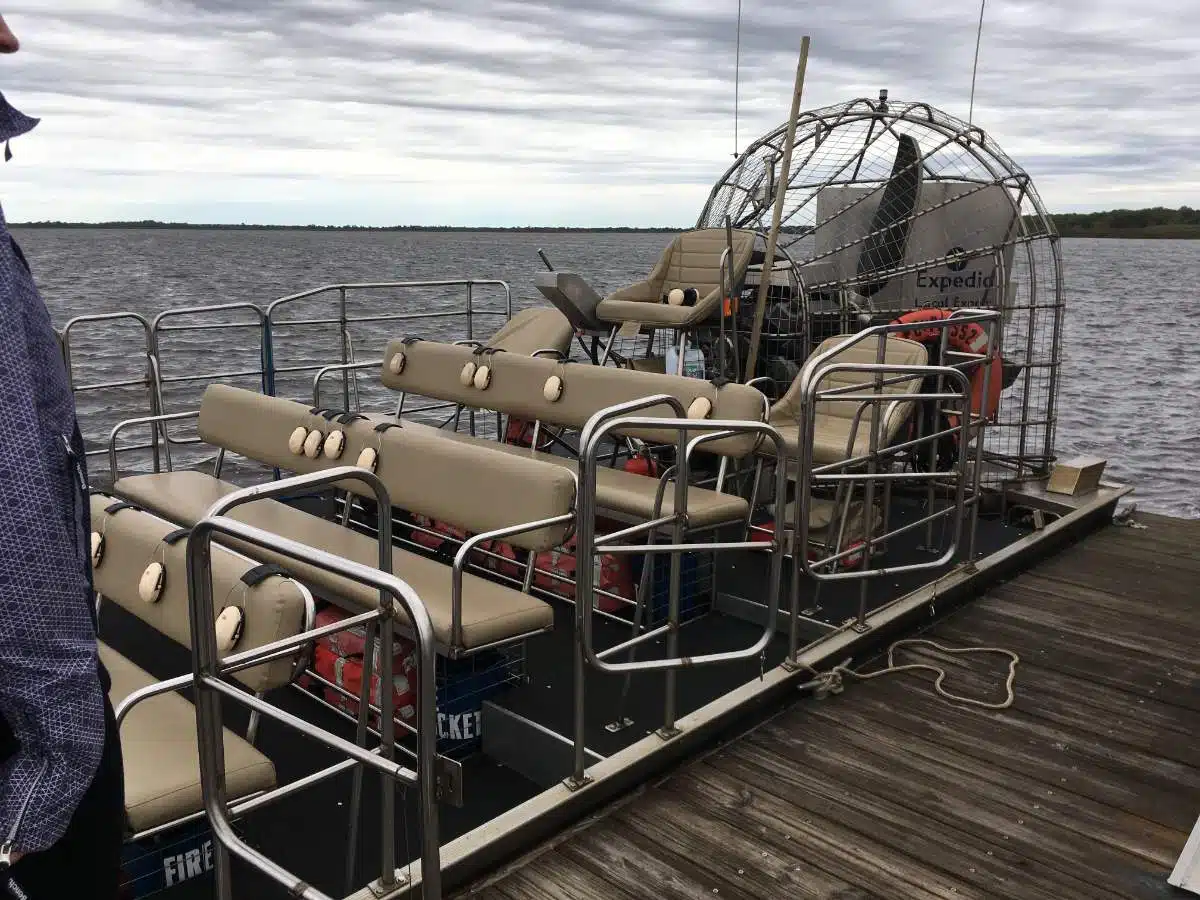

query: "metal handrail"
xmin=795 ymin=309 xmax=1001 ymax=565
xmin=59 ymin=311 xmax=170 ymax=468
xmin=185 ymin=467 xmax=439 ymax=900
xmin=267 ymin=279 xmax=510 ymax=413
xmin=107 ymin=409 xmax=200 ymax=481
xmin=313 ymin=359 xmax=384 ymax=407
xmin=578 ymin=416 xmax=787 ymax=670
xmin=60 ymin=311 xmax=156 ymax=393
xmin=796 ymin=309 xmax=1002 ymax=399
xmin=152 ymin=301 xmax=273 ymax=395
xmin=265 ymin=279 xmax=511 ymax=321
xmin=450 ymin=513 xmax=576 ymax=649
xmin=568 ymin=395 xmax=788 ymax=786
xmin=793 ymin=360 xmax=974 ymax=642
xmin=797 ymin=360 xmax=971 ymax=572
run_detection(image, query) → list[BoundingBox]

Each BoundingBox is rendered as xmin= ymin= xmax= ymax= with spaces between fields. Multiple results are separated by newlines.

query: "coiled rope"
xmin=799 ymin=639 xmax=1019 ymax=710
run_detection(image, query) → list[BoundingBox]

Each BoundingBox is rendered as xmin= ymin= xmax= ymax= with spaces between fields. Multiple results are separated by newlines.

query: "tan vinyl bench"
xmin=113 ymin=384 xmax=575 ymax=654
xmin=91 ymin=494 xmax=308 ymax=835
xmin=379 ymin=337 xmax=768 ymax=528
xmin=763 ymin=333 xmax=930 ymax=464
xmin=595 ymin=228 xmax=757 ymax=328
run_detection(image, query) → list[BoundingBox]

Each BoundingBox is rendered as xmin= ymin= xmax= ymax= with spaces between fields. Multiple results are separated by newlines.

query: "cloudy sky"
xmin=0 ymin=0 xmax=1195 ymax=226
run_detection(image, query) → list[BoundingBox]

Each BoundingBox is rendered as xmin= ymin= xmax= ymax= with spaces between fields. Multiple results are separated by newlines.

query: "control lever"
xmin=537 ymin=248 xmax=555 ymax=271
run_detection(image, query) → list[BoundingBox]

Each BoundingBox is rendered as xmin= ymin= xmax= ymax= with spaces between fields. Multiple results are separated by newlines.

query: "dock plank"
xmin=557 ymin=819 xmax=758 ymax=900
xmin=798 ymin=701 xmax=1183 ymax=869
xmin=617 ymin=788 xmax=864 ymax=900
xmin=487 ymin=853 xmax=642 ymax=900
xmin=971 ymin=593 xmax=1200 ymax=669
xmin=1040 ymin=528 xmax=1200 ymax=564
xmin=745 ymin=724 xmax=1158 ymax=899
xmin=989 ymin=573 xmax=1200 ymax=635
xmin=935 ymin=612 xmax=1199 ymax=712
xmin=466 ymin=516 xmax=1200 ymax=900
xmin=834 ymin=681 xmax=1197 ymax=829
xmin=700 ymin=747 xmax=1075 ymax=900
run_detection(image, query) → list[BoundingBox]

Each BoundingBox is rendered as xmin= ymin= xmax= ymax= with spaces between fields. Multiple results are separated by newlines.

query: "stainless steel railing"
xmin=59 ymin=311 xmax=174 ymax=469
xmin=567 ymin=396 xmax=789 ymax=787
xmin=267 ymin=280 xmax=511 ymax=413
xmin=185 ymin=467 xmax=441 ymax=900
xmin=787 ymin=311 xmax=1001 ymax=642
xmin=60 ymin=281 xmax=512 ymax=477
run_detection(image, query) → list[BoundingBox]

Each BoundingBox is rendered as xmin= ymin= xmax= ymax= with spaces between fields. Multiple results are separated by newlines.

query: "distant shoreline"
xmin=8 ymin=217 xmax=1199 ymax=239
xmin=1054 ymin=226 xmax=1200 ymax=239
xmin=7 ymin=221 xmax=685 ymax=233
xmin=1050 ymin=207 xmax=1199 ymax=239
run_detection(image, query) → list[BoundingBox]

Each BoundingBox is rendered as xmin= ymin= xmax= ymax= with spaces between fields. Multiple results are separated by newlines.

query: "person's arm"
xmin=0 ymin=257 xmax=106 ymax=860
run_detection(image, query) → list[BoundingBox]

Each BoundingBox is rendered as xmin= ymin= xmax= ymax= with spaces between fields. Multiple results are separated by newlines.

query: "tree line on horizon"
xmin=9 ymin=206 xmax=1199 ymax=237
xmin=1050 ymin=205 xmax=1199 ymax=238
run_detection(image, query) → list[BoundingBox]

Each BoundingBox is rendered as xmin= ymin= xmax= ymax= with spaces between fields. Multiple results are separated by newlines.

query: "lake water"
xmin=13 ymin=228 xmax=1198 ymax=519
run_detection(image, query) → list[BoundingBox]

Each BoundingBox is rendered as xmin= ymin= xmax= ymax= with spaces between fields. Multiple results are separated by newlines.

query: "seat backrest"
xmin=90 ymin=494 xmax=308 ymax=693
xmin=658 ymin=228 xmax=757 ymax=300
xmin=486 ymin=307 xmax=573 ymax=357
xmin=197 ymin=384 xmax=575 ymax=551
xmin=379 ymin=339 xmax=767 ymax=458
xmin=772 ymin=333 xmax=929 ymax=425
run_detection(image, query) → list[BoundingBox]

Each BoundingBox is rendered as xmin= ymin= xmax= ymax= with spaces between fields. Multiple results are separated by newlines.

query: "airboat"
xmin=61 ymin=91 xmax=1134 ymax=900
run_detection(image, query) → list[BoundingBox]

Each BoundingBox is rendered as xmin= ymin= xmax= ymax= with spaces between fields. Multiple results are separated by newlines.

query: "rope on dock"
xmin=797 ymin=639 xmax=1019 ymax=710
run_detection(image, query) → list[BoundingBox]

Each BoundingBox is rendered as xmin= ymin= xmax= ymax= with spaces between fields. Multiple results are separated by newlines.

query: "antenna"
xmin=968 ymin=0 xmax=986 ymax=124
xmin=733 ymin=0 xmax=743 ymax=156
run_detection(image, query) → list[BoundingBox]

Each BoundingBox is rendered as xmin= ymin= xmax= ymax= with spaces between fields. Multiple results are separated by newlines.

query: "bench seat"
xmin=375 ymin=417 xmax=749 ymax=529
xmin=113 ymin=471 xmax=554 ymax=651
xmin=103 ymin=644 xmax=276 ymax=834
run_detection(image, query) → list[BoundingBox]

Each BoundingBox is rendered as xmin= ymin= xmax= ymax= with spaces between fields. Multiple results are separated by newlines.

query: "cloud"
xmin=0 ymin=0 xmax=1194 ymax=225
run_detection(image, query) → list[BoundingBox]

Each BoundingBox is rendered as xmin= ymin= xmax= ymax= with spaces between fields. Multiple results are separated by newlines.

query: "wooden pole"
xmin=744 ymin=35 xmax=810 ymax=383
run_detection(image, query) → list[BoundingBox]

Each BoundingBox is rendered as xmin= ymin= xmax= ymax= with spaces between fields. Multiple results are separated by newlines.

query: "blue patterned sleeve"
xmin=0 ymin=233 xmax=106 ymax=854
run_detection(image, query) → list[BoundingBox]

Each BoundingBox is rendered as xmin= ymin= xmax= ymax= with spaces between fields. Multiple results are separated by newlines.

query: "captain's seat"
xmin=761 ymin=332 xmax=930 ymax=465
xmin=595 ymin=228 xmax=757 ymax=328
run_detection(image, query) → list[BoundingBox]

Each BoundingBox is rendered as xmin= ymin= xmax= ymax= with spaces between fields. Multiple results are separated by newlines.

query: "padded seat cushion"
xmin=104 ymin=644 xmax=276 ymax=833
xmin=762 ymin=419 xmax=907 ymax=466
xmin=113 ymin=471 xmax=553 ymax=650
xmin=594 ymin=298 xmax=725 ymax=328
xmin=199 ymin=384 xmax=574 ymax=552
xmin=370 ymin=417 xmax=749 ymax=529
xmin=487 ymin=307 xmax=573 ymax=356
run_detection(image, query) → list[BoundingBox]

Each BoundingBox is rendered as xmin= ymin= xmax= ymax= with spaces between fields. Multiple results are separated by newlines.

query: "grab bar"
xmin=568 ymin=398 xmax=787 ymax=787
xmin=185 ymin=467 xmax=440 ymax=900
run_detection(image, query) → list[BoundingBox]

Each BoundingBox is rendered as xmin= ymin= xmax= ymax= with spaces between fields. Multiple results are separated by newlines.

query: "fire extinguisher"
xmin=623 ymin=443 xmax=659 ymax=478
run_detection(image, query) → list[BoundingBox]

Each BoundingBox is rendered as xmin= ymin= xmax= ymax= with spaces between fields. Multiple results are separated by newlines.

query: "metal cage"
xmin=697 ymin=94 xmax=1064 ymax=485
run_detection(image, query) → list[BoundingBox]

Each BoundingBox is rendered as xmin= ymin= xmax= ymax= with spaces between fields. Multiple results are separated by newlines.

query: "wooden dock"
xmin=463 ymin=512 xmax=1200 ymax=900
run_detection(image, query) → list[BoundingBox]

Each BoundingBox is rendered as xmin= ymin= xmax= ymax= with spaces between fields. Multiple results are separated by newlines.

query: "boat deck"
xmin=462 ymin=511 xmax=1200 ymax=900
